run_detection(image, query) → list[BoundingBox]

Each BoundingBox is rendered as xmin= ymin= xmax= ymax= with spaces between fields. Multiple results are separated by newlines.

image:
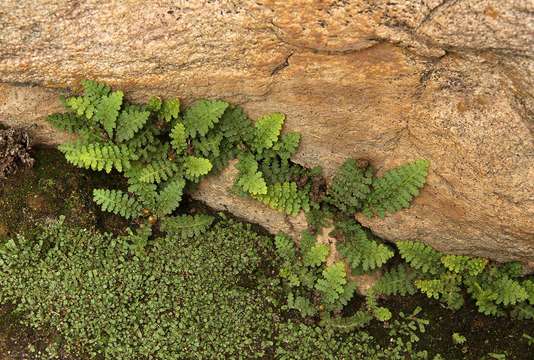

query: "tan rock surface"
xmin=0 ymin=1 xmax=532 ymax=265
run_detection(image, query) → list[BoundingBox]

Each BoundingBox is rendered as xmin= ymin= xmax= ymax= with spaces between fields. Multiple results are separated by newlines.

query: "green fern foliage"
xmin=373 ymin=265 xmax=417 ymax=296
xmin=159 ymin=99 xmax=180 ymax=122
xmin=155 ymin=178 xmax=186 ymax=216
xmin=183 ymin=100 xmax=228 ymax=137
xmin=302 ymin=242 xmax=329 ymax=267
xmin=397 ymin=240 xmax=443 ymax=275
xmin=47 ymin=113 xmax=86 ymax=133
xmin=253 ymin=182 xmax=310 ymax=216
xmin=170 ymin=122 xmax=187 ymax=154
xmin=92 ymin=189 xmax=141 ymax=219
xmin=326 ymin=159 xmax=373 ymax=214
xmin=363 ymin=160 xmax=429 ymax=218
xmin=251 ymin=113 xmax=284 ymax=153
xmin=58 ymin=142 xmax=137 ymax=173
xmin=184 ymin=156 xmax=212 ymax=181
xmin=218 ymin=105 xmax=254 ymax=145
xmin=115 ymin=106 xmax=150 ymax=142
xmin=159 ymin=214 xmax=214 ymax=238
xmin=337 ymin=224 xmax=393 ymax=273
xmin=441 ymin=255 xmax=488 ymax=276
xmin=133 ymin=160 xmax=178 ymax=184
xmin=286 ymin=293 xmax=317 ymax=317
xmin=320 ymin=311 xmax=373 ymax=332
xmin=235 ymin=153 xmax=267 ymax=195
xmin=94 ymin=90 xmax=124 ymax=138
xmin=315 ymin=262 xmax=347 ymax=305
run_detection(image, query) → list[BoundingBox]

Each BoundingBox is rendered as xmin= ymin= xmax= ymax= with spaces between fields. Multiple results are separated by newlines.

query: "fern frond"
xmin=184 ymin=156 xmax=212 ymax=181
xmin=235 ymin=153 xmax=267 ymax=195
xmin=320 ymin=311 xmax=373 ymax=332
xmin=253 ymin=182 xmax=310 ymax=216
xmin=155 ymin=178 xmax=186 ymax=216
xmin=315 ymin=262 xmax=347 ymax=305
xmin=511 ymin=304 xmax=534 ymax=320
xmin=135 ymin=160 xmax=178 ymax=184
xmin=218 ymin=105 xmax=255 ymax=145
xmin=286 ymin=293 xmax=316 ymax=317
xmin=115 ymin=106 xmax=150 ymax=142
xmin=524 ymin=280 xmax=534 ymax=305
xmin=170 ymin=123 xmax=187 ymax=154
xmin=337 ymin=230 xmax=393 ymax=273
xmin=251 ymin=113 xmax=285 ymax=153
xmin=363 ymin=159 xmax=429 ymax=218
xmin=59 ymin=142 xmax=137 ymax=173
xmin=441 ymin=255 xmax=488 ymax=276
xmin=127 ymin=182 xmax=157 ymax=209
xmin=159 ymin=98 xmax=180 ymax=122
xmin=374 ymin=264 xmax=418 ymax=296
xmin=326 ymin=159 xmax=373 ymax=214
xmin=397 ymin=240 xmax=443 ymax=275
xmin=146 ymin=96 xmax=162 ymax=112
xmin=92 ymin=189 xmax=141 ymax=219
xmin=274 ymin=233 xmax=297 ymax=263
xmin=65 ymin=96 xmax=92 ymax=118
xmin=46 ymin=112 xmax=86 ymax=133
xmin=94 ymin=90 xmax=124 ymax=138
xmin=493 ymin=278 xmax=527 ymax=306
xmin=193 ymin=133 xmax=223 ymax=158
xmin=183 ymin=100 xmax=228 ymax=138
xmin=160 ymin=214 xmax=214 ymax=238
xmin=415 ymin=273 xmax=464 ymax=310
xmin=82 ymin=79 xmax=111 ymax=99
xmin=302 ymin=243 xmax=329 ymax=267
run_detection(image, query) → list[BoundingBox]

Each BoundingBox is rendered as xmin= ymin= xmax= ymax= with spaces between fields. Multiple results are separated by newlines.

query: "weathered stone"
xmin=0 ymin=1 xmax=532 ymax=266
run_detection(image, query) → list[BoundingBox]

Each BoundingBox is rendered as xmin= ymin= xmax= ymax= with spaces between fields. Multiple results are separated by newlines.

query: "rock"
xmin=0 ymin=1 xmax=532 ymax=265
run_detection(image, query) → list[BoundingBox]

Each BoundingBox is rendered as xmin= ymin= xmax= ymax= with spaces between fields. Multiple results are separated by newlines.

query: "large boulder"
xmin=0 ymin=1 xmax=532 ymax=265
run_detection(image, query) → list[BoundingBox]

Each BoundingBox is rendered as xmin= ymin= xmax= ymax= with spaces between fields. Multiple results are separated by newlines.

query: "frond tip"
xmin=93 ymin=189 xmax=141 ymax=219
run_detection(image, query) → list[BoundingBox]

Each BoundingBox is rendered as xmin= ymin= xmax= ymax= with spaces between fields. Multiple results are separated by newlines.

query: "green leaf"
xmin=170 ymin=123 xmax=187 ymax=154
xmin=94 ymin=90 xmax=124 ymax=138
xmin=58 ymin=142 xmax=137 ymax=173
xmin=363 ymin=159 xmax=429 ymax=218
xmin=303 ymin=243 xmax=329 ymax=267
xmin=92 ymin=189 xmax=141 ymax=219
xmin=251 ymin=112 xmax=285 ymax=153
xmin=159 ymin=99 xmax=180 ymax=122
xmin=115 ymin=107 xmax=150 ymax=142
xmin=397 ymin=240 xmax=443 ymax=275
xmin=156 ymin=178 xmax=185 ymax=216
xmin=315 ymin=262 xmax=347 ymax=305
xmin=183 ymin=100 xmax=228 ymax=138
xmin=46 ymin=113 xmax=86 ymax=133
xmin=184 ymin=156 xmax=212 ymax=180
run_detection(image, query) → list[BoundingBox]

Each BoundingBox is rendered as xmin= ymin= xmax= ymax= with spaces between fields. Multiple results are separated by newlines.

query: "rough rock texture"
xmin=0 ymin=1 xmax=533 ymax=265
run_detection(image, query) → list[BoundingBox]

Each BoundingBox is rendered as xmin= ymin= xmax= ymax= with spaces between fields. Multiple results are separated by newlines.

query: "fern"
xmin=320 ymin=311 xmax=373 ymax=332
xmin=275 ymin=233 xmax=297 ymax=263
xmin=159 ymin=214 xmax=214 ymax=238
xmin=218 ymin=105 xmax=254 ymax=145
xmin=64 ymin=80 xmax=111 ymax=120
xmin=155 ymin=178 xmax=185 ymax=216
xmin=159 ymin=99 xmax=180 ymax=122
xmin=131 ymin=160 xmax=178 ymax=184
xmin=183 ymin=100 xmax=228 ymax=138
xmin=193 ymin=133 xmax=222 ymax=158
xmin=365 ymin=290 xmax=392 ymax=321
xmin=94 ymin=90 xmax=124 ymax=138
xmin=47 ymin=113 xmax=86 ymax=133
xmin=337 ymin=226 xmax=393 ymax=273
xmin=374 ymin=264 xmax=418 ymax=296
xmin=441 ymin=255 xmax=488 ymax=276
xmin=302 ymin=243 xmax=329 ymax=267
xmin=115 ymin=106 xmax=150 ymax=142
xmin=146 ymin=96 xmax=162 ymax=112
xmin=253 ymin=182 xmax=310 ymax=216
xmin=59 ymin=142 xmax=137 ymax=173
xmin=363 ymin=159 xmax=429 ymax=218
xmin=524 ymin=280 xmax=534 ymax=305
xmin=127 ymin=182 xmax=158 ymax=209
xmin=169 ymin=123 xmax=187 ymax=154
xmin=286 ymin=293 xmax=316 ymax=317
xmin=315 ymin=262 xmax=347 ymax=305
xmin=397 ymin=241 xmax=443 ymax=275
xmin=184 ymin=156 xmax=212 ymax=181
xmin=511 ymin=304 xmax=534 ymax=320
xmin=250 ymin=113 xmax=284 ymax=153
xmin=493 ymin=278 xmax=527 ymax=306
xmin=415 ymin=273 xmax=464 ymax=310
xmin=92 ymin=189 xmax=141 ymax=219
xmin=326 ymin=159 xmax=373 ymax=214
xmin=235 ymin=153 xmax=267 ymax=195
